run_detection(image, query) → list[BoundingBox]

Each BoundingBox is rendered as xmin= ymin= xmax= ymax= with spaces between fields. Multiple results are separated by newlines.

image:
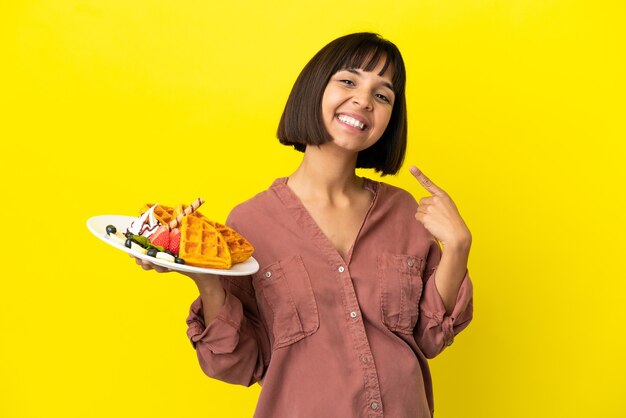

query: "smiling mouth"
xmin=337 ymin=114 xmax=367 ymax=131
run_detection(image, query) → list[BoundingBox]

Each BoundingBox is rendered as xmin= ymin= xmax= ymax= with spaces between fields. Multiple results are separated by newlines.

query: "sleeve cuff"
xmin=186 ymin=290 xmax=245 ymax=354
xmin=420 ymin=270 xmax=473 ymax=346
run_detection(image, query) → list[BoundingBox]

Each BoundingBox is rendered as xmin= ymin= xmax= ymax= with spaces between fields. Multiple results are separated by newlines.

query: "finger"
xmin=409 ymin=166 xmax=445 ymax=196
xmin=132 ymin=256 xmax=154 ymax=270
xmin=140 ymin=262 xmax=153 ymax=270
xmin=143 ymin=260 xmax=169 ymax=273
xmin=416 ymin=204 xmax=430 ymax=214
xmin=152 ymin=265 xmax=172 ymax=273
xmin=130 ymin=254 xmax=174 ymax=273
xmin=419 ymin=196 xmax=434 ymax=206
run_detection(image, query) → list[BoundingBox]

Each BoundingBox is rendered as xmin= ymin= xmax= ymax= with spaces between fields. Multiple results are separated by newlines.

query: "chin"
xmin=326 ymin=142 xmax=363 ymax=154
xmin=332 ymin=138 xmax=377 ymax=153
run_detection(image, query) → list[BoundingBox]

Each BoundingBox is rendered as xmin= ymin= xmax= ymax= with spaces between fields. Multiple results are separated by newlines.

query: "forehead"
xmin=340 ymin=45 xmax=392 ymax=69
xmin=340 ymin=67 xmax=395 ymax=91
xmin=335 ymin=49 xmax=397 ymax=86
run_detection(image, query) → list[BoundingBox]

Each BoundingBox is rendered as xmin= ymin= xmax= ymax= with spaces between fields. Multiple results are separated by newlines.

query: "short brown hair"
xmin=277 ymin=32 xmax=407 ymax=175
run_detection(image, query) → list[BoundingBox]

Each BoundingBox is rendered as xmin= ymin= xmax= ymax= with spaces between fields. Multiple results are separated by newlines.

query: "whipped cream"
xmin=127 ymin=204 xmax=160 ymax=237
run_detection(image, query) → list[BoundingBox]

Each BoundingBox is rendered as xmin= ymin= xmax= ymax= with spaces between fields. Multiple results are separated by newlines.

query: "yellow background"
xmin=2 ymin=1 xmax=625 ymax=417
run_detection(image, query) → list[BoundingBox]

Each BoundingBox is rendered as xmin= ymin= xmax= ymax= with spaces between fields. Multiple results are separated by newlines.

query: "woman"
xmin=137 ymin=32 xmax=473 ymax=418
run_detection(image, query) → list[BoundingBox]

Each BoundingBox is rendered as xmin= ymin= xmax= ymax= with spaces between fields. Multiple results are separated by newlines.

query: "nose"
xmin=352 ymin=90 xmax=373 ymax=111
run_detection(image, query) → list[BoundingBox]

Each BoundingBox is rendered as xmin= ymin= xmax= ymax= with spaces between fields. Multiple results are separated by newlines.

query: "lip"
xmin=336 ymin=112 xmax=370 ymax=131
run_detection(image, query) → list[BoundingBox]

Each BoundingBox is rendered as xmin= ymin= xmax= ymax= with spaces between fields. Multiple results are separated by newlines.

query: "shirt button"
xmin=361 ymin=356 xmax=369 ymax=364
xmin=407 ymin=259 xmax=414 ymax=267
xmin=338 ymin=266 xmax=345 ymax=273
xmin=264 ymin=271 xmax=271 ymax=278
xmin=350 ymin=311 xmax=358 ymax=318
xmin=371 ymin=402 xmax=379 ymax=410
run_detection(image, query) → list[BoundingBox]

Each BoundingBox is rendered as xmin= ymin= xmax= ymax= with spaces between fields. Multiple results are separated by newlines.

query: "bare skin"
xmin=286 ymin=59 xmax=396 ymax=261
xmin=286 ymin=146 xmax=374 ymax=261
xmin=409 ymin=166 xmax=472 ymax=315
xmin=133 ymin=256 xmax=226 ymax=323
xmin=134 ymin=59 xmax=471 ymax=323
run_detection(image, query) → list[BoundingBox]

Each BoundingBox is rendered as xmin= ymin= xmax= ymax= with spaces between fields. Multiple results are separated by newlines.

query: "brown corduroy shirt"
xmin=186 ymin=177 xmax=473 ymax=418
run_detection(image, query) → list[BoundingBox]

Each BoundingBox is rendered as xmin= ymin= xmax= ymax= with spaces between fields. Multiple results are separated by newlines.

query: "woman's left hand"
xmin=409 ymin=166 xmax=472 ymax=252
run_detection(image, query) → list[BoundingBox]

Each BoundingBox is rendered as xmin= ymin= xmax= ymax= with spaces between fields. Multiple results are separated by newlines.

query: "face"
xmin=321 ymin=58 xmax=396 ymax=154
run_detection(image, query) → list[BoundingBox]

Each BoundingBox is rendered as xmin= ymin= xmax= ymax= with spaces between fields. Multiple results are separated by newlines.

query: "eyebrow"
xmin=345 ymin=68 xmax=395 ymax=92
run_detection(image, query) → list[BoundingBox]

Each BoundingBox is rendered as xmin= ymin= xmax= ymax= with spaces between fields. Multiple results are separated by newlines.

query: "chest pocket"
xmin=252 ymin=255 xmax=319 ymax=350
xmin=378 ymin=253 xmax=424 ymax=334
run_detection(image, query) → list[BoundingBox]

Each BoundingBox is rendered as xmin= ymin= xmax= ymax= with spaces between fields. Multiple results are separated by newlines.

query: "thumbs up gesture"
xmin=409 ymin=166 xmax=472 ymax=252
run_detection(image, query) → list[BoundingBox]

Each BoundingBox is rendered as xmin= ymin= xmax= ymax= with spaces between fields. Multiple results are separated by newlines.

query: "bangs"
xmin=333 ymin=38 xmax=405 ymax=95
xmin=340 ymin=47 xmax=392 ymax=75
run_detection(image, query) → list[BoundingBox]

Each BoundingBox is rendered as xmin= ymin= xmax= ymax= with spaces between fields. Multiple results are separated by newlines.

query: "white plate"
xmin=87 ymin=215 xmax=259 ymax=276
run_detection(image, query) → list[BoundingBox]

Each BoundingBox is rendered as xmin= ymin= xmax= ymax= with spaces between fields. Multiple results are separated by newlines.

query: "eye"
xmin=375 ymin=93 xmax=392 ymax=104
xmin=338 ymin=79 xmax=355 ymax=86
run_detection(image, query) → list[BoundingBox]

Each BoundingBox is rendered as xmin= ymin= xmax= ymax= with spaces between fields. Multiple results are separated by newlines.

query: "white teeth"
xmin=338 ymin=115 xmax=365 ymax=130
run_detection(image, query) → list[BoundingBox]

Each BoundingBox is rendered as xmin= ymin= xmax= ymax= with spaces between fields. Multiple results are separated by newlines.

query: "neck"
xmin=287 ymin=144 xmax=363 ymax=203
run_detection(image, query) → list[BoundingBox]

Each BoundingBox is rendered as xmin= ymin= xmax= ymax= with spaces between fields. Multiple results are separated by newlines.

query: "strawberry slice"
xmin=169 ymin=228 xmax=181 ymax=255
xmin=149 ymin=226 xmax=170 ymax=249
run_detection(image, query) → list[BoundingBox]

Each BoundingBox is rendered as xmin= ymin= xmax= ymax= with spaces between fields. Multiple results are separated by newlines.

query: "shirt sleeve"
xmin=185 ymin=210 xmax=271 ymax=387
xmin=186 ymin=276 xmax=270 ymax=386
xmin=414 ymin=239 xmax=474 ymax=359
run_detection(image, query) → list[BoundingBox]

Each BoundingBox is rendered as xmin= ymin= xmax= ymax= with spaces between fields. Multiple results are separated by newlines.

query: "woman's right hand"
xmin=133 ymin=254 xmax=173 ymax=273
xmin=131 ymin=255 xmax=227 ymax=323
xmin=131 ymin=255 xmax=222 ymax=290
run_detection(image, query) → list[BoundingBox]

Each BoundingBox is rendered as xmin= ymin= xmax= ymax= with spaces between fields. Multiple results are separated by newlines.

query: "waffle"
xmin=178 ymin=215 xmax=232 ymax=269
xmin=185 ymin=208 xmax=254 ymax=264
xmin=140 ymin=203 xmax=181 ymax=226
